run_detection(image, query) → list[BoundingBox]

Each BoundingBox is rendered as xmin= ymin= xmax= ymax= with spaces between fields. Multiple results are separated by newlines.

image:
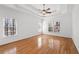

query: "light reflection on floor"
xmin=48 ymin=39 xmax=54 ymax=48
xmin=0 ymin=47 xmax=16 ymax=54
xmin=37 ymin=36 xmax=60 ymax=49
xmin=37 ymin=37 xmax=43 ymax=48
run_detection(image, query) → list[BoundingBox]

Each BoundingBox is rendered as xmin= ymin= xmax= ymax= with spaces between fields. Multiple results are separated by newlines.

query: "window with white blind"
xmin=4 ymin=17 xmax=16 ymax=36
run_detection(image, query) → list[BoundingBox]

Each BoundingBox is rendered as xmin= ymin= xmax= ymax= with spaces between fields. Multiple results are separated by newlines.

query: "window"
xmin=4 ymin=17 xmax=16 ymax=36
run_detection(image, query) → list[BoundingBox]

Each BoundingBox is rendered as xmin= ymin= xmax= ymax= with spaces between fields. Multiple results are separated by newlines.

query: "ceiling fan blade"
xmin=46 ymin=8 xmax=50 ymax=10
xmin=46 ymin=12 xmax=52 ymax=13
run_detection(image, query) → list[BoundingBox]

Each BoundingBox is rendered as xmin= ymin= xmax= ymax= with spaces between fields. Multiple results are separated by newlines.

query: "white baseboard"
xmin=72 ymin=38 xmax=79 ymax=53
xmin=0 ymin=33 xmax=72 ymax=45
xmin=44 ymin=33 xmax=72 ymax=38
xmin=0 ymin=33 xmax=39 ymax=45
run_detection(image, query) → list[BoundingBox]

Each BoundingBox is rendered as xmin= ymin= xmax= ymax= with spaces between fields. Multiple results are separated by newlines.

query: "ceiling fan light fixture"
xmin=38 ymin=4 xmax=57 ymax=16
xmin=39 ymin=4 xmax=53 ymax=16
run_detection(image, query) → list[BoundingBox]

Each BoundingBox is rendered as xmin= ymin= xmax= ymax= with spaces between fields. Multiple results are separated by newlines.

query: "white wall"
xmin=0 ymin=5 xmax=73 ymax=45
xmin=0 ymin=5 xmax=40 ymax=45
xmin=42 ymin=5 xmax=72 ymax=38
xmin=72 ymin=5 xmax=79 ymax=52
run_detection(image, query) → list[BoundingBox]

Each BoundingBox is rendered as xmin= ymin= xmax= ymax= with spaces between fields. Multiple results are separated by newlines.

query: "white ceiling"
xmin=30 ymin=4 xmax=68 ymax=16
xmin=31 ymin=4 xmax=60 ymax=11
xmin=3 ymin=4 xmax=69 ymax=17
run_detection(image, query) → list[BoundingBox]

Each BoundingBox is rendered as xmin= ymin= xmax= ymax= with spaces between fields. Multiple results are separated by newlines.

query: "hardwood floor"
xmin=0 ymin=34 xmax=78 ymax=54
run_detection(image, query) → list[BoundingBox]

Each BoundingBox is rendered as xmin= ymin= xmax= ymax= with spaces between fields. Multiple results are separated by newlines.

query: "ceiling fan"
xmin=39 ymin=4 xmax=56 ymax=16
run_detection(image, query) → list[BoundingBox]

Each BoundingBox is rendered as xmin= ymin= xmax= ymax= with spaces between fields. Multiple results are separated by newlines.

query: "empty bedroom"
xmin=0 ymin=4 xmax=79 ymax=54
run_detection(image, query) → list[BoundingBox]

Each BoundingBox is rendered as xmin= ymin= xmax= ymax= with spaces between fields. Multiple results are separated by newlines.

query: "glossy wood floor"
xmin=0 ymin=34 xmax=78 ymax=54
